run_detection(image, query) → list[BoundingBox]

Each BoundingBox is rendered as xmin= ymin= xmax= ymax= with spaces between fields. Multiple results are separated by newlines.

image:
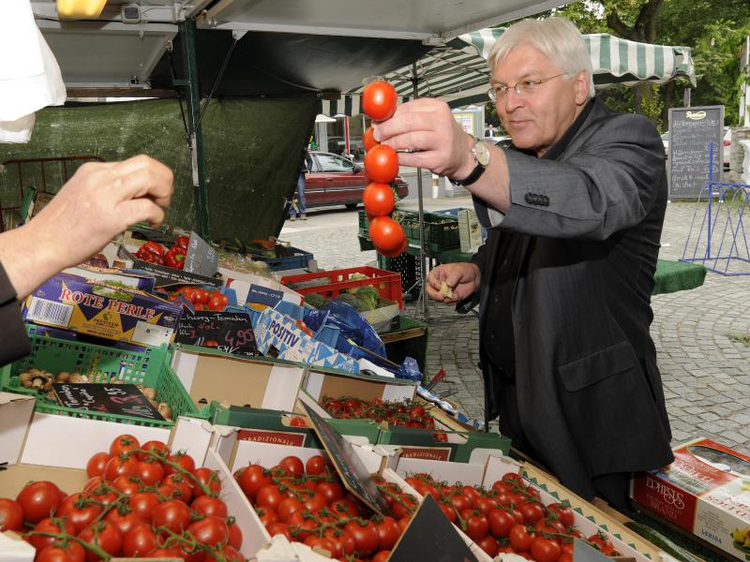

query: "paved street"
xmin=281 ymin=193 xmax=750 ymax=454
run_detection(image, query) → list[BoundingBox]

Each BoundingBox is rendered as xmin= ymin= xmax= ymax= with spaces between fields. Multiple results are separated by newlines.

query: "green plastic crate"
xmin=359 ymin=210 xmax=460 ymax=254
xmin=0 ymin=325 xmax=209 ymax=427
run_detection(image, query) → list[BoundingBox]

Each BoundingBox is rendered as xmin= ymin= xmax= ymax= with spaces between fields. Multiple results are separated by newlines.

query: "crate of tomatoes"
xmin=0 ymin=430 xmax=253 ymax=561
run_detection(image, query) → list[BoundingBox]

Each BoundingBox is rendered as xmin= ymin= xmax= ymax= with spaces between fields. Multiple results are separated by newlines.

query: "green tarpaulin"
xmin=0 ymin=96 xmax=318 ymax=240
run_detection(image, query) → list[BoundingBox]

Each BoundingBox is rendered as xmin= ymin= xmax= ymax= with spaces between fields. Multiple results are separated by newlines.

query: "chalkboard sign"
xmin=184 ymin=231 xmax=219 ymax=277
xmin=52 ymin=383 xmax=164 ymax=420
xmin=668 ymin=105 xmax=724 ymax=199
xmin=389 ymin=495 xmax=477 ymax=562
xmin=301 ymin=401 xmax=391 ymax=515
xmin=176 ymin=311 xmax=257 ymax=357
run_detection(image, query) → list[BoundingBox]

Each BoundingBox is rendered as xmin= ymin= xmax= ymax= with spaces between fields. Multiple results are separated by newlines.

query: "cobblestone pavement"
xmin=282 ymin=198 xmax=750 ymax=453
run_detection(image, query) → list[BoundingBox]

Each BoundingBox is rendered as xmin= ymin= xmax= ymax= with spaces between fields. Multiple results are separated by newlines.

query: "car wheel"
xmin=345 ymin=203 xmax=359 ymax=210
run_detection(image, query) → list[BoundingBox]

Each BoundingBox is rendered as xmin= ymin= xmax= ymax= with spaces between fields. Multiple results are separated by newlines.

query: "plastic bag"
xmin=303 ymin=300 xmax=386 ymax=357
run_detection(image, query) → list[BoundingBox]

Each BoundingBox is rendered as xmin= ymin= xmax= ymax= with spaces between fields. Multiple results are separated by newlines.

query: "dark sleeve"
xmin=484 ymin=113 xmax=665 ymax=241
xmin=0 ymin=261 xmax=31 ymax=367
xmin=455 ymin=241 xmax=486 ymax=314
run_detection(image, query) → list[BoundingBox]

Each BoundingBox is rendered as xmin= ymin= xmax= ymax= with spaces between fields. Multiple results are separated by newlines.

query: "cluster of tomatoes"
xmin=134 ymin=236 xmax=190 ymax=270
xmin=404 ymin=472 xmax=620 ymax=561
xmin=0 ymin=434 xmax=243 ymax=562
xmin=361 ymin=80 xmax=407 ymax=258
xmin=319 ymin=396 xmax=448 ymax=444
xmin=168 ymin=286 xmax=230 ymax=312
xmin=234 ymin=455 xmax=416 ymax=562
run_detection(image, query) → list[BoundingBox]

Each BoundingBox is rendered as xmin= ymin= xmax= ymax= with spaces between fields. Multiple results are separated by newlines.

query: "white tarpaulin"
xmin=0 ymin=0 xmax=66 ymax=143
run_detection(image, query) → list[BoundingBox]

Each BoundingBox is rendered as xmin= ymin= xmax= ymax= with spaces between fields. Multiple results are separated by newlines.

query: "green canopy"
xmin=322 ymin=29 xmax=696 ymax=115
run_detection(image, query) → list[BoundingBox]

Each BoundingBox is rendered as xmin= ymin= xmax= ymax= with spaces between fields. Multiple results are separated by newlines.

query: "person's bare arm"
xmin=0 ymin=155 xmax=174 ymax=299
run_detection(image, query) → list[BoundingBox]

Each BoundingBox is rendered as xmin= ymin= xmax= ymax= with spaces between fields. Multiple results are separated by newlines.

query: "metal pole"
xmin=181 ymin=19 xmax=211 ymax=240
xmin=412 ymin=63 xmax=428 ymax=318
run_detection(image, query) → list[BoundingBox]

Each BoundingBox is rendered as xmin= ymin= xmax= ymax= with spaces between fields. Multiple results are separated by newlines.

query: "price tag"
xmin=52 ymin=383 xmax=164 ymax=421
xmin=176 ymin=311 xmax=257 ymax=357
xmin=183 ymin=231 xmax=219 ymax=277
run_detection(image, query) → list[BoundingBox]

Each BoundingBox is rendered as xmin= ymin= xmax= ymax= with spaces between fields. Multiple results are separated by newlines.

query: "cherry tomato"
xmin=287 ymin=511 xmax=318 ymax=541
xmin=304 ymin=535 xmax=336 ymax=556
xmin=104 ymin=508 xmax=143 ymax=536
xmin=187 ymin=515 xmax=229 ymax=548
xmin=519 ymin=502 xmax=545 ymax=524
xmin=587 ymin=531 xmax=615 ymax=555
xmin=16 ymin=481 xmax=63 ymax=524
xmin=305 ymin=455 xmax=329 ymax=476
xmin=315 ymin=481 xmax=345 ymax=505
xmin=0 ymin=498 xmax=23 ymax=531
xmin=78 ymin=520 xmax=123 ymax=560
xmin=191 ymin=467 xmax=221 ymax=498
xmin=208 ymin=295 xmax=226 ymax=311
xmin=501 ymin=473 xmax=525 ymax=488
xmin=86 ymin=452 xmax=111 ymax=478
xmin=134 ymin=460 xmax=164 ymax=486
xmin=278 ymin=456 xmax=304 ymax=479
xmin=364 ymin=144 xmax=399 ymax=183
xmin=103 ymin=456 xmax=139 ymax=482
xmin=372 ymin=551 xmax=391 ymax=562
xmin=509 ymin=523 xmax=534 ymax=552
xmin=531 ymin=536 xmax=562 ymax=562
xmin=128 ymin=492 xmax=159 ymax=524
xmin=439 ymin=502 xmax=457 ymax=523
xmin=344 ymin=520 xmax=380 ymax=556
xmin=163 ymin=451 xmax=196 ymax=476
xmin=363 ymin=126 xmax=380 ymax=151
xmin=163 ymin=473 xmax=193 ymax=503
xmin=289 ymin=416 xmax=307 ymax=427
xmin=35 ymin=542 xmax=85 ymax=562
xmin=192 ymin=495 xmax=228 ymax=519
xmin=228 ymin=520 xmax=243 ymax=549
xmin=152 ymin=499 xmax=191 ymax=533
xmin=474 ymin=496 xmax=497 ymax=516
xmin=362 ymin=80 xmax=398 ymax=121
xmin=29 ymin=518 xmax=75 ymax=551
xmin=461 ymin=509 xmax=489 ymax=541
xmin=237 ymin=464 xmax=272 ymax=500
xmin=487 ymin=508 xmax=515 ymax=538
xmin=547 ymin=502 xmax=575 ymax=528
xmin=109 ymin=434 xmax=140 ymax=457
xmin=363 ymin=182 xmax=395 ymax=217
xmin=122 ymin=524 xmax=158 ymax=557
xmin=256 ymin=507 xmax=279 ymax=527
xmin=276 ymin=497 xmax=303 ymax=523
xmin=477 ymin=534 xmax=499 ymax=557
xmin=256 ymin=485 xmax=284 ymax=511
xmin=266 ymin=521 xmax=291 ymax=540
xmin=137 ymin=440 xmax=168 ymax=461
xmin=58 ymin=493 xmax=102 ymax=533
xmin=559 ymin=554 xmax=574 ymax=562
xmin=193 ymin=288 xmax=210 ymax=305
xmin=113 ymin=475 xmax=142 ymax=496
xmin=369 ymin=216 xmax=405 ymax=252
xmin=375 ymin=516 xmax=401 ymax=550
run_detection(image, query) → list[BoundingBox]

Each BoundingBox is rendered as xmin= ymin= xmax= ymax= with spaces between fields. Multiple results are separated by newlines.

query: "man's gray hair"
xmin=488 ymin=17 xmax=595 ymax=99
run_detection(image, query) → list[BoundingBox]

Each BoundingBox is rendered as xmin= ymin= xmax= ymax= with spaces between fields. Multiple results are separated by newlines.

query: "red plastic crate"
xmin=280 ymin=266 xmax=403 ymax=310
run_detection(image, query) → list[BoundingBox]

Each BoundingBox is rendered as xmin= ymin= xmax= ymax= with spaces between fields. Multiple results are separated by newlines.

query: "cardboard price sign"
xmin=52 ymin=383 xmax=164 ymax=421
xmin=389 ymin=494 xmax=477 ymax=562
xmin=301 ymin=401 xmax=390 ymax=515
xmin=176 ymin=311 xmax=257 ymax=357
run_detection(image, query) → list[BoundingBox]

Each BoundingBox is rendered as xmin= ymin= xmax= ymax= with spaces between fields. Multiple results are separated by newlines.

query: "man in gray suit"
xmin=373 ymin=17 xmax=673 ymax=509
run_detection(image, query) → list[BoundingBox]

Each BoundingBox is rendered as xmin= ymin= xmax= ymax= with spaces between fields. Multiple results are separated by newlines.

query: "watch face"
xmin=473 ymin=141 xmax=491 ymax=167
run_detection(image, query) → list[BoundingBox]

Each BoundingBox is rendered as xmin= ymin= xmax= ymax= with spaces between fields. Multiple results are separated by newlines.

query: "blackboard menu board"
xmin=668 ymin=105 xmax=724 ymax=200
xmin=52 ymin=383 xmax=164 ymax=421
xmin=176 ymin=311 xmax=257 ymax=357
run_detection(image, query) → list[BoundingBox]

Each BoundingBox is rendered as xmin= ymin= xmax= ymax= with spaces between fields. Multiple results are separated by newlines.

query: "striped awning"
xmin=321 ymin=28 xmax=696 ymax=116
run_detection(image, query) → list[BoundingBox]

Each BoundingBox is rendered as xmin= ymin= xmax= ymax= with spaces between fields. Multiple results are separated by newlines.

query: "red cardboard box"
xmin=631 ymin=437 xmax=750 ymax=560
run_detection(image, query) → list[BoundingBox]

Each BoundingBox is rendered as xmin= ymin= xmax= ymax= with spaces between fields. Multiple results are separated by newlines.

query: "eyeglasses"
xmin=487 ymin=73 xmax=567 ymax=102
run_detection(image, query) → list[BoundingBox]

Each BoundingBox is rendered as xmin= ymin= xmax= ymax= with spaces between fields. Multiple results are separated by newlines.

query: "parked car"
xmin=326 ymin=136 xmax=364 ymax=159
xmin=304 ymin=151 xmax=408 ymax=209
xmin=483 ymin=135 xmax=513 ymax=149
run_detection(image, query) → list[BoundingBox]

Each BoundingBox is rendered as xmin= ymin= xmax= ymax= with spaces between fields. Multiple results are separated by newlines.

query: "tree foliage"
xmin=521 ymin=0 xmax=750 ymax=128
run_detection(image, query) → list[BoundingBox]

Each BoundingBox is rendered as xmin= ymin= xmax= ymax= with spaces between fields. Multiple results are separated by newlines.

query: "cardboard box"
xmin=220 ymin=268 xmax=303 ymax=307
xmin=254 ymin=307 xmax=359 ymax=373
xmin=394 ymin=454 xmax=661 ymax=562
xmin=458 ymin=208 xmax=483 ymax=253
xmin=171 ymin=345 xmax=306 ymax=411
xmin=632 ymin=437 xmax=750 ymax=560
xmin=0 ymin=400 xmax=260 ymax=561
xmin=377 ymin=425 xmax=511 ymax=463
xmin=300 ymin=365 xmax=418 ymax=405
xmin=210 ymin=403 xmax=381 ymax=447
xmin=22 ymin=272 xmax=182 ymax=347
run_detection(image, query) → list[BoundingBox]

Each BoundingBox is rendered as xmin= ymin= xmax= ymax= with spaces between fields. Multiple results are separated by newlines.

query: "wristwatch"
xmin=451 ymin=138 xmax=491 ymax=187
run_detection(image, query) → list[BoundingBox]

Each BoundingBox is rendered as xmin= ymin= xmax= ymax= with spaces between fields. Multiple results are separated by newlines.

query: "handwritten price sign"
xmin=176 ymin=311 xmax=258 ymax=357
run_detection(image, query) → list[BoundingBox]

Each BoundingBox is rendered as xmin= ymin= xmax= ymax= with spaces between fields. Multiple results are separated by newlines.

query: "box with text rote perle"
xmin=631 ymin=437 xmax=750 ymax=560
xmin=22 ymin=272 xmax=182 ymax=347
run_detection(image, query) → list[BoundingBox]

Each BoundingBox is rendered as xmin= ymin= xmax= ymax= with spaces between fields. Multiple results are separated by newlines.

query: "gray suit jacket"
xmin=466 ymin=97 xmax=674 ymax=499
